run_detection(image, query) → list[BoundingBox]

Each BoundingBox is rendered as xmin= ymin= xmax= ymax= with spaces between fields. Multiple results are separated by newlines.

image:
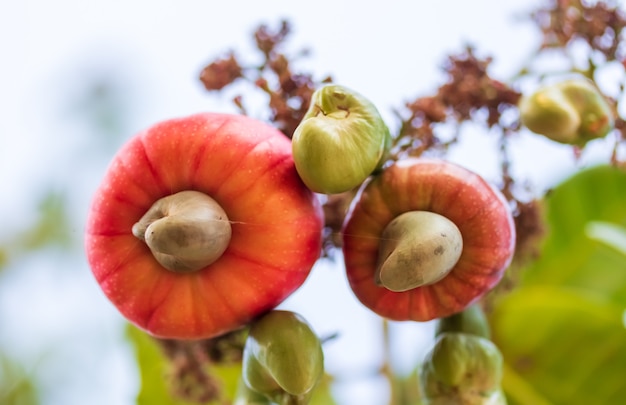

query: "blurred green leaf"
xmin=18 ymin=190 xmax=73 ymax=252
xmin=0 ymin=248 xmax=7 ymax=272
xmin=126 ymin=325 xmax=191 ymax=405
xmin=585 ymin=221 xmax=626 ymax=257
xmin=490 ymin=165 xmax=626 ymax=405
xmin=308 ymin=373 xmax=339 ymax=405
xmin=208 ymin=363 xmax=244 ymax=405
xmin=391 ymin=369 xmax=424 ymax=405
xmin=125 ymin=325 xmax=242 ymax=405
xmin=73 ymin=79 xmax=129 ymax=138
xmin=0 ymin=190 xmax=73 ymax=273
xmin=0 ymin=354 xmax=39 ymax=405
xmin=522 ymin=165 xmax=626 ymax=305
xmin=491 ymin=285 xmax=626 ymax=405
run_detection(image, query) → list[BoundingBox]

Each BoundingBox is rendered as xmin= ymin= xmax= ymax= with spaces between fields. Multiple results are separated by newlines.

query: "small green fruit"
xmin=519 ymin=77 xmax=613 ymax=145
xmin=560 ymin=79 xmax=614 ymax=141
xmin=242 ymin=311 xmax=324 ymax=405
xmin=234 ymin=377 xmax=271 ymax=405
xmin=292 ymin=84 xmax=391 ymax=194
xmin=436 ymin=304 xmax=491 ymax=339
xmin=424 ymin=389 xmax=507 ymax=405
xmin=421 ymin=333 xmax=504 ymax=404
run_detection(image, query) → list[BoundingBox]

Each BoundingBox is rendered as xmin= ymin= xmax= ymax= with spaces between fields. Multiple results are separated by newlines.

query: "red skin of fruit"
xmin=342 ymin=158 xmax=515 ymax=321
xmin=85 ymin=113 xmax=324 ymax=340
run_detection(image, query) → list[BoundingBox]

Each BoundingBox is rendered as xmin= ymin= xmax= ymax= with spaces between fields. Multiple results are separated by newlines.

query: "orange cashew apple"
xmin=342 ymin=158 xmax=515 ymax=321
xmin=85 ymin=113 xmax=324 ymax=339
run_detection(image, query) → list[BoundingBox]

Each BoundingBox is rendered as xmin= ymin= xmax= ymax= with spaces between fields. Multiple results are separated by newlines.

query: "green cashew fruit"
xmin=421 ymin=332 xmax=505 ymax=405
xmin=234 ymin=377 xmax=271 ymax=405
xmin=292 ymin=84 xmax=391 ymax=194
xmin=436 ymin=304 xmax=491 ymax=339
xmin=424 ymin=389 xmax=507 ymax=405
xmin=519 ymin=77 xmax=614 ymax=146
xmin=242 ymin=310 xmax=324 ymax=405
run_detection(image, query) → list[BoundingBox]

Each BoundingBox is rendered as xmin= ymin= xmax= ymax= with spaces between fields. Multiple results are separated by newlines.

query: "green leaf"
xmin=522 ymin=165 xmax=626 ymax=305
xmin=308 ymin=374 xmax=339 ymax=405
xmin=391 ymin=369 xmax=424 ymax=405
xmin=125 ymin=325 xmax=193 ymax=405
xmin=491 ymin=285 xmax=626 ymax=405
xmin=0 ymin=248 xmax=7 ymax=273
xmin=585 ymin=221 xmax=626 ymax=257
xmin=491 ymin=166 xmax=626 ymax=404
xmin=125 ymin=325 xmax=241 ymax=405
xmin=0 ymin=353 xmax=39 ymax=405
xmin=18 ymin=190 xmax=74 ymax=251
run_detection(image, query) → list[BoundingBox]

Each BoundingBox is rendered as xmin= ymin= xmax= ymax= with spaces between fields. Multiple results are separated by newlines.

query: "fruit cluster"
xmin=85 ymin=77 xmax=614 ymax=403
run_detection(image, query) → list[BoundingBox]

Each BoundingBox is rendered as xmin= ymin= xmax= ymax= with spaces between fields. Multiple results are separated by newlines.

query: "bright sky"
xmin=0 ymin=1 xmax=619 ymax=404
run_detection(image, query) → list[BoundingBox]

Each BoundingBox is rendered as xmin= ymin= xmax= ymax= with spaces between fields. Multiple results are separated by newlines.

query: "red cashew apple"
xmin=85 ymin=112 xmax=324 ymax=340
xmin=342 ymin=158 xmax=515 ymax=321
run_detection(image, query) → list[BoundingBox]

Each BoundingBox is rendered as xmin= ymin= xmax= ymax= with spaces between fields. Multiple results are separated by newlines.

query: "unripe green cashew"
xmin=436 ymin=304 xmax=491 ymax=339
xmin=234 ymin=377 xmax=271 ymax=405
xmin=421 ymin=333 xmax=504 ymax=405
xmin=519 ymin=77 xmax=614 ymax=145
xmin=292 ymin=84 xmax=391 ymax=194
xmin=425 ymin=389 xmax=507 ymax=405
xmin=242 ymin=310 xmax=324 ymax=405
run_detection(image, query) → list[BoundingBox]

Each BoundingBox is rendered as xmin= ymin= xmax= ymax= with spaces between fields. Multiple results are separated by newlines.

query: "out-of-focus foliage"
xmin=490 ymin=165 xmax=626 ymax=405
xmin=493 ymin=286 xmax=626 ymax=405
xmin=389 ymin=370 xmax=423 ymax=405
xmin=126 ymin=325 xmax=241 ymax=405
xmin=0 ymin=355 xmax=38 ymax=405
xmin=0 ymin=189 xmax=78 ymax=405
xmin=17 ymin=191 xmax=74 ymax=252
xmin=0 ymin=248 xmax=7 ymax=271
xmin=69 ymin=78 xmax=131 ymax=143
xmin=0 ymin=190 xmax=74 ymax=272
xmin=522 ymin=165 xmax=626 ymax=305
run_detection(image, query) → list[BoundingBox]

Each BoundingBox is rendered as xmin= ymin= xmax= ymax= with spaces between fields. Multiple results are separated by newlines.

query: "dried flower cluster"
xmin=199 ymin=20 xmax=331 ymax=138
xmin=157 ymin=329 xmax=247 ymax=403
xmin=199 ymin=53 xmax=242 ymax=91
xmin=532 ymin=0 xmax=626 ymax=61
xmin=392 ymin=47 xmax=521 ymax=160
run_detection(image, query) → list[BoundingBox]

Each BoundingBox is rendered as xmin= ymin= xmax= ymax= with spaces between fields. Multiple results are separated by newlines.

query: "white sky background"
xmin=0 ymin=1 xmax=622 ymax=404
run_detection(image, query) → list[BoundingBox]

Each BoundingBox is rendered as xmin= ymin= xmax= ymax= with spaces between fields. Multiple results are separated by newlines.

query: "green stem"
xmin=381 ymin=319 xmax=398 ymax=405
